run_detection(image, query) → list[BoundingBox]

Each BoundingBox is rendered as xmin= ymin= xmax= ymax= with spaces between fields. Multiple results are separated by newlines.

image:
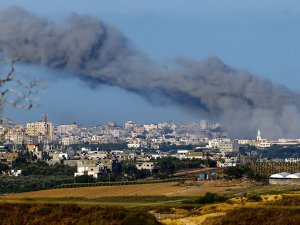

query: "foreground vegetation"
xmin=160 ymin=193 xmax=300 ymax=225
xmin=0 ymin=203 xmax=160 ymax=225
xmin=211 ymin=207 xmax=300 ymax=225
xmin=0 ymin=175 xmax=74 ymax=193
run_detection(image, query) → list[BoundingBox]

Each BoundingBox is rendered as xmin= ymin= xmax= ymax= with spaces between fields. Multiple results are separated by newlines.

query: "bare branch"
xmin=0 ymin=57 xmax=38 ymax=129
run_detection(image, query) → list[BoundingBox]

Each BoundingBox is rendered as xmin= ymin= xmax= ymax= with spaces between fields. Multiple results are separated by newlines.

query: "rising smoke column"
xmin=0 ymin=6 xmax=300 ymax=138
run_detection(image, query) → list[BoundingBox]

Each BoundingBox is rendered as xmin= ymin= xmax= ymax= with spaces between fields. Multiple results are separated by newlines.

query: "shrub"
xmin=74 ymin=175 xmax=95 ymax=183
xmin=270 ymin=195 xmax=300 ymax=206
xmin=121 ymin=210 xmax=160 ymax=225
xmin=195 ymin=192 xmax=228 ymax=204
xmin=0 ymin=204 xmax=160 ymax=225
xmin=247 ymin=195 xmax=262 ymax=202
xmin=214 ymin=207 xmax=300 ymax=225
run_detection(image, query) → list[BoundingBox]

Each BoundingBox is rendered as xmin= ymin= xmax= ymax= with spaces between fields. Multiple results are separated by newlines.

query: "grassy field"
xmin=0 ymin=179 xmax=257 ymax=209
xmin=0 ymin=196 xmax=201 ymax=209
xmin=1 ymin=179 xmax=256 ymax=199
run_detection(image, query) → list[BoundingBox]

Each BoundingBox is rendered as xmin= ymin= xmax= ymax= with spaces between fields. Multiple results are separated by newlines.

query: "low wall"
xmin=269 ymin=178 xmax=300 ymax=185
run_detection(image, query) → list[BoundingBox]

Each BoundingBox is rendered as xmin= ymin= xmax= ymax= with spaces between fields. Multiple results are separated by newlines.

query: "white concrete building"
xmin=176 ymin=150 xmax=190 ymax=159
xmin=59 ymin=152 xmax=68 ymax=160
xmin=124 ymin=121 xmax=136 ymax=130
xmin=144 ymin=124 xmax=158 ymax=132
xmin=135 ymin=161 xmax=156 ymax=172
xmin=57 ymin=124 xmax=78 ymax=134
xmin=61 ymin=136 xmax=80 ymax=145
xmin=256 ymin=141 xmax=271 ymax=148
xmin=74 ymin=161 xmax=101 ymax=178
xmin=238 ymin=139 xmax=252 ymax=145
xmin=207 ymin=138 xmax=239 ymax=153
xmin=87 ymin=151 xmax=108 ymax=160
xmin=255 ymin=130 xmax=271 ymax=149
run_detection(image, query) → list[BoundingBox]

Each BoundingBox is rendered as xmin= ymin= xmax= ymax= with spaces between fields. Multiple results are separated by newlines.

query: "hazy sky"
xmin=1 ymin=0 xmax=300 ymax=126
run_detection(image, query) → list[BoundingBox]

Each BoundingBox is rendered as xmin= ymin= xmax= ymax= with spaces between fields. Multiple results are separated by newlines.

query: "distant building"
xmin=74 ymin=161 xmax=102 ymax=178
xmin=26 ymin=144 xmax=39 ymax=152
xmin=26 ymin=121 xmax=54 ymax=142
xmin=0 ymin=151 xmax=18 ymax=167
xmin=127 ymin=139 xmax=146 ymax=149
xmin=124 ymin=121 xmax=136 ymax=130
xmin=135 ymin=161 xmax=156 ymax=172
xmin=256 ymin=130 xmax=262 ymax=141
xmin=3 ymin=126 xmax=27 ymax=144
xmin=285 ymin=158 xmax=300 ymax=163
xmin=238 ymin=139 xmax=253 ymax=145
xmin=144 ymin=124 xmax=158 ymax=132
xmin=269 ymin=172 xmax=300 ymax=185
xmin=207 ymin=138 xmax=239 ymax=153
xmin=176 ymin=150 xmax=190 ymax=159
xmin=198 ymin=171 xmax=218 ymax=180
xmin=61 ymin=136 xmax=80 ymax=145
xmin=57 ymin=124 xmax=78 ymax=134
xmin=200 ymin=120 xmax=211 ymax=130
xmin=255 ymin=130 xmax=271 ymax=148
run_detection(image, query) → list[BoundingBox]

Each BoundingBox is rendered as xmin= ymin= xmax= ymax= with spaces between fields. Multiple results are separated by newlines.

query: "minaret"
xmin=256 ymin=130 xmax=262 ymax=141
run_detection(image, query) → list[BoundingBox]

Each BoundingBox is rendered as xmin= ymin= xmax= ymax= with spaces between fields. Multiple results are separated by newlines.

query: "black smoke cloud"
xmin=0 ymin=6 xmax=299 ymax=138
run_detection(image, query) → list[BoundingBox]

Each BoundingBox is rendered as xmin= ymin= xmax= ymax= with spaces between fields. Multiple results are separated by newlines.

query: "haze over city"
xmin=1 ymin=0 xmax=300 ymax=139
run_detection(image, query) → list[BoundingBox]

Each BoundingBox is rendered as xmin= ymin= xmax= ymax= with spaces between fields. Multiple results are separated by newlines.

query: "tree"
xmin=0 ymin=57 xmax=38 ymax=140
xmin=0 ymin=162 xmax=9 ymax=173
xmin=195 ymin=192 xmax=228 ymax=204
xmin=223 ymin=165 xmax=245 ymax=179
xmin=157 ymin=157 xmax=175 ymax=175
xmin=74 ymin=175 xmax=95 ymax=183
xmin=122 ymin=161 xmax=139 ymax=177
xmin=12 ymin=150 xmax=30 ymax=167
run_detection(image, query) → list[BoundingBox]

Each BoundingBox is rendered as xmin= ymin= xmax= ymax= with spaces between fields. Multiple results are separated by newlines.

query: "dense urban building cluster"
xmin=1 ymin=118 xmax=300 ymax=180
xmin=1 ymin=119 xmax=225 ymax=151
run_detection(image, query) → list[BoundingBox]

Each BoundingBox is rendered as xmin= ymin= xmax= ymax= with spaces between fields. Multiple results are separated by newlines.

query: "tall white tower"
xmin=256 ymin=130 xmax=262 ymax=141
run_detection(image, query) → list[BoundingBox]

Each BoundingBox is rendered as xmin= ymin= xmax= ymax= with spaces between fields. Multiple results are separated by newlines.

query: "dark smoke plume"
xmin=0 ymin=6 xmax=300 ymax=138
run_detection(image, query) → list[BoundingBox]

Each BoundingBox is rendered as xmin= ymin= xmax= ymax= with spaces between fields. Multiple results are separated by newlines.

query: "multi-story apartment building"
xmin=56 ymin=124 xmax=78 ymax=134
xmin=124 ymin=120 xmax=136 ymax=130
xmin=26 ymin=122 xmax=54 ymax=142
xmin=0 ymin=146 xmax=18 ymax=167
xmin=208 ymin=138 xmax=239 ymax=153
xmin=133 ymin=126 xmax=145 ymax=134
xmin=144 ymin=124 xmax=158 ymax=132
xmin=61 ymin=136 xmax=80 ymax=145
xmin=4 ymin=125 xmax=27 ymax=144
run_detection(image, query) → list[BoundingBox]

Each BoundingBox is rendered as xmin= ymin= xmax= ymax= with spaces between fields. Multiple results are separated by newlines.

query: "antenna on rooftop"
xmin=41 ymin=113 xmax=49 ymax=146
